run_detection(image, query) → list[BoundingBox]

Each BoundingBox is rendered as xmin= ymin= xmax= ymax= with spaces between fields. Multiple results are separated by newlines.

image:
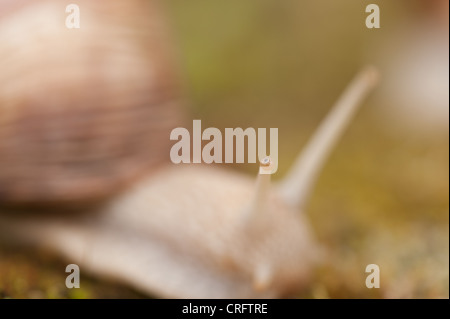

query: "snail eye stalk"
xmin=278 ymin=66 xmax=380 ymax=210
xmin=241 ymin=156 xmax=274 ymax=222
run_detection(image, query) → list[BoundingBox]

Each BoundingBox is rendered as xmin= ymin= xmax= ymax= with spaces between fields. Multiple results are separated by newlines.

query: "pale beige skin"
xmin=0 ymin=68 xmax=378 ymax=298
xmin=0 ymin=165 xmax=320 ymax=298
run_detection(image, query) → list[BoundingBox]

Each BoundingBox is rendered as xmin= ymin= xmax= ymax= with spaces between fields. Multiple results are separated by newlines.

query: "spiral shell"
xmin=0 ymin=0 xmax=183 ymax=206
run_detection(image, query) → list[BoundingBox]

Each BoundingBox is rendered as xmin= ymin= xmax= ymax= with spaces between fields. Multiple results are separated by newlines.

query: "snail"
xmin=0 ymin=0 xmax=379 ymax=298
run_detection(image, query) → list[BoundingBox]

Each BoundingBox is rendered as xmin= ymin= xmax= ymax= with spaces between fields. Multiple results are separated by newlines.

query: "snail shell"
xmin=0 ymin=0 xmax=183 ymax=206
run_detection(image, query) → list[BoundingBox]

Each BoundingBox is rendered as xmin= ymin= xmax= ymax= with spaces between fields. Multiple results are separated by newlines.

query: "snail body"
xmin=0 ymin=164 xmax=319 ymax=298
xmin=0 ymin=0 xmax=379 ymax=298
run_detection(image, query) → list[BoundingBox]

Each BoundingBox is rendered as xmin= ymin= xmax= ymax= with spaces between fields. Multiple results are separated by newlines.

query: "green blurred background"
xmin=0 ymin=0 xmax=448 ymax=298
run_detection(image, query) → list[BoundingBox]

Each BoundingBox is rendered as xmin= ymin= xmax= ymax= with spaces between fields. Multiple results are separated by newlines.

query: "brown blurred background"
xmin=0 ymin=0 xmax=448 ymax=298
